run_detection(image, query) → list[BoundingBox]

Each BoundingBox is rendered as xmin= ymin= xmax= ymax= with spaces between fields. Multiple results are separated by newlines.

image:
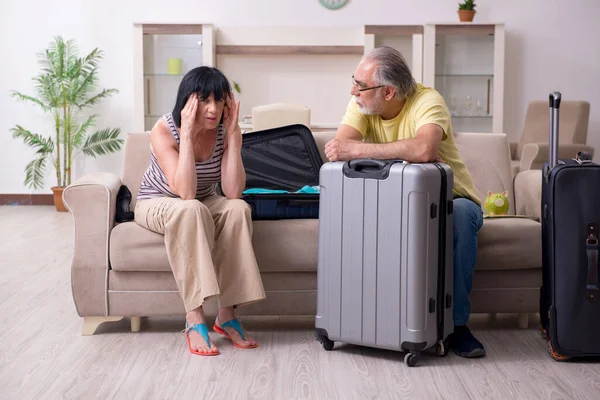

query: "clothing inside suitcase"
xmin=240 ymin=124 xmax=323 ymax=220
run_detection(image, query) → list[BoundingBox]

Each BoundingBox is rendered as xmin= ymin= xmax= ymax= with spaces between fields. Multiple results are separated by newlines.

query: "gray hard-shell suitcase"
xmin=314 ymin=159 xmax=454 ymax=367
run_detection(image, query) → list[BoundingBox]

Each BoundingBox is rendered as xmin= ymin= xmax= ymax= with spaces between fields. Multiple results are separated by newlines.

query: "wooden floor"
xmin=1 ymin=205 xmax=600 ymax=400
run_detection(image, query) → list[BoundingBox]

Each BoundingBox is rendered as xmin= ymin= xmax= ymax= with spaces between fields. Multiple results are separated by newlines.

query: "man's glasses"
xmin=352 ymin=76 xmax=385 ymax=92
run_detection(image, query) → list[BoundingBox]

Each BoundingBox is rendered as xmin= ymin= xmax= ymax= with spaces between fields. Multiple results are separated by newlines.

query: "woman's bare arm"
xmin=151 ymin=94 xmax=199 ymax=200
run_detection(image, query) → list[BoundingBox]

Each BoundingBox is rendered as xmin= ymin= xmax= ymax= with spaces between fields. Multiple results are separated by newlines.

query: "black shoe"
xmin=450 ymin=325 xmax=486 ymax=358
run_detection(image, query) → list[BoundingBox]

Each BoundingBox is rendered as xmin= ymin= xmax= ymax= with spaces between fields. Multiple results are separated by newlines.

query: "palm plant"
xmin=10 ymin=36 xmax=122 ymax=190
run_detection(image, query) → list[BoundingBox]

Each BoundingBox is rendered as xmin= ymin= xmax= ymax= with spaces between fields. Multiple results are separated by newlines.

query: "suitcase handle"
xmin=586 ymin=222 xmax=599 ymax=302
xmin=548 ymin=91 xmax=561 ymax=172
xmin=343 ymin=158 xmax=404 ymax=180
xmin=348 ymin=159 xmax=389 ymax=169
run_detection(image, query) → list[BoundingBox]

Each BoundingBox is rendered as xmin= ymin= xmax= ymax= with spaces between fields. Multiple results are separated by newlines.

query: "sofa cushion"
xmin=511 ymin=160 xmax=520 ymax=178
xmin=453 ymin=132 xmax=515 ymax=215
xmin=252 ymin=220 xmax=318 ymax=272
xmin=110 ymin=221 xmax=170 ymax=272
xmin=121 ymin=133 xmax=151 ymax=210
xmin=108 ymin=270 xmax=316 ymax=292
xmin=475 ymin=218 xmax=541 ymax=271
xmin=109 ymin=219 xmax=319 ymax=273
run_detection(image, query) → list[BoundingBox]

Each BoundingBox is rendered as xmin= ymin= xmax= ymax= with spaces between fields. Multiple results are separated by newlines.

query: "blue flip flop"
xmin=184 ymin=322 xmax=219 ymax=356
xmin=213 ymin=317 xmax=258 ymax=349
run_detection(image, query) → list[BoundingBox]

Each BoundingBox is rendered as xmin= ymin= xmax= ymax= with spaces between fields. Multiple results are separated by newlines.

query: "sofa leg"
xmin=82 ymin=316 xmax=124 ymax=336
xmin=130 ymin=317 xmax=142 ymax=333
xmin=518 ymin=313 xmax=529 ymax=329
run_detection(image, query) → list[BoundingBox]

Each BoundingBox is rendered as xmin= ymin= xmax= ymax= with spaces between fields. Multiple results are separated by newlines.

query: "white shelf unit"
xmin=363 ymin=25 xmax=424 ymax=84
xmin=132 ymin=24 xmax=216 ymax=132
xmin=132 ymin=23 xmax=505 ymax=134
xmin=213 ymin=26 xmax=365 ymax=129
xmin=423 ymin=23 xmax=505 ymax=133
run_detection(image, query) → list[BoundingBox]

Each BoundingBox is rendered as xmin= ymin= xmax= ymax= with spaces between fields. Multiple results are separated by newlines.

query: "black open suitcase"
xmin=541 ymin=91 xmax=600 ymax=361
xmin=241 ymin=124 xmax=323 ymax=220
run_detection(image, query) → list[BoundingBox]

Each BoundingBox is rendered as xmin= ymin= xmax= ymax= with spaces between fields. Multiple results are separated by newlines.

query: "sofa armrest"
xmin=514 ymin=169 xmax=542 ymax=220
xmin=509 ymin=142 xmax=518 ymax=159
xmin=63 ymin=172 xmax=122 ymax=316
xmin=520 ymin=143 xmax=595 ymax=172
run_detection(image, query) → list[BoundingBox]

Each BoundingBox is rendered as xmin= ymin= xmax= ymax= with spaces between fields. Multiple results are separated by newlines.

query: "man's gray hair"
xmin=364 ymin=46 xmax=416 ymax=99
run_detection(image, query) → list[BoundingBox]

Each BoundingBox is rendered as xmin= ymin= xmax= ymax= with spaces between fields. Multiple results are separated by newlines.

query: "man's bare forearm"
xmin=352 ymin=138 xmax=437 ymax=163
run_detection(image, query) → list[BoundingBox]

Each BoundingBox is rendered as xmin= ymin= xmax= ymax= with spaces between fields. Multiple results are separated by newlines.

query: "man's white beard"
xmin=354 ymin=96 xmax=381 ymax=115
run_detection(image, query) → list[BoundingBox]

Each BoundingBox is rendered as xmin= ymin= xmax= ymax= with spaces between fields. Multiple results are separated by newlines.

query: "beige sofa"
xmin=63 ymin=130 xmax=543 ymax=335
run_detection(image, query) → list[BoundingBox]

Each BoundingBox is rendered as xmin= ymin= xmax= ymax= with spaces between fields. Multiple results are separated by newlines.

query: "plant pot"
xmin=51 ymin=186 xmax=67 ymax=212
xmin=458 ymin=10 xmax=476 ymax=22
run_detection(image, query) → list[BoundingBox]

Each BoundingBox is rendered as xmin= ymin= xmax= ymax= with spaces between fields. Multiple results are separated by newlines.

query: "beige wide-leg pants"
xmin=134 ymin=195 xmax=266 ymax=312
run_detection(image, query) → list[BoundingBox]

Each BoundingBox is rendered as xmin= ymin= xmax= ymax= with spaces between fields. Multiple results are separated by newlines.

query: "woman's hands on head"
xmin=219 ymin=91 xmax=246 ymax=199
xmin=223 ymin=92 xmax=241 ymax=138
xmin=180 ymin=93 xmax=198 ymax=140
xmin=181 ymin=91 xmax=239 ymax=137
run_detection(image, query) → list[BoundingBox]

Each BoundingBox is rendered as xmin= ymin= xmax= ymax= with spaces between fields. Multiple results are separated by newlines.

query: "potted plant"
xmin=10 ymin=36 xmax=123 ymax=212
xmin=458 ymin=0 xmax=477 ymax=22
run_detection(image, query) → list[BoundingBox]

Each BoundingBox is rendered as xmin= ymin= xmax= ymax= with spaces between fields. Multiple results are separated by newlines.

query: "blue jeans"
xmin=452 ymin=198 xmax=484 ymax=326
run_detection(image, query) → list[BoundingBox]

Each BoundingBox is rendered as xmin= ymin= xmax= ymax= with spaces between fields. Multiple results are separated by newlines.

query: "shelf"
xmin=142 ymin=24 xmax=203 ymax=35
xmin=434 ymin=24 xmax=496 ymax=35
xmin=216 ymin=45 xmax=364 ymax=55
xmin=365 ymin=25 xmax=423 ymax=35
xmin=144 ymin=117 xmax=253 ymax=128
xmin=144 ymin=74 xmax=184 ymax=77
xmin=436 ymin=74 xmax=493 ymax=78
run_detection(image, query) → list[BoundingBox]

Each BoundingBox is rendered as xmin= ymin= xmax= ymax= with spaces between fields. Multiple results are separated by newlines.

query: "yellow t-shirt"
xmin=341 ymin=83 xmax=481 ymax=205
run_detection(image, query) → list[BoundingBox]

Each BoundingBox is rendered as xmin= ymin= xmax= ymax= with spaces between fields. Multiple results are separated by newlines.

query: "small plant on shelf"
xmin=457 ymin=0 xmax=477 ymax=22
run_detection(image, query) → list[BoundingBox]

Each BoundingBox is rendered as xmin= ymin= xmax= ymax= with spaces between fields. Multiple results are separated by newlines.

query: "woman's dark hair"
xmin=172 ymin=66 xmax=232 ymax=127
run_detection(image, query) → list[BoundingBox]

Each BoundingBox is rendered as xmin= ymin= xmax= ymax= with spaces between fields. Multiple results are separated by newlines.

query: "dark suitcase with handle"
xmin=540 ymin=91 xmax=600 ymax=361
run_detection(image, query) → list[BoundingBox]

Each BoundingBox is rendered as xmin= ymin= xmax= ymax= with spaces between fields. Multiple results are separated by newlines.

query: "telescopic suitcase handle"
xmin=548 ymin=91 xmax=561 ymax=171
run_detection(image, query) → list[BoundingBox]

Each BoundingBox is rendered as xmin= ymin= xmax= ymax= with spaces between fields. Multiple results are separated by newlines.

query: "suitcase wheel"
xmin=547 ymin=342 xmax=570 ymax=362
xmin=404 ymin=352 xmax=420 ymax=367
xmin=435 ymin=340 xmax=448 ymax=357
xmin=540 ymin=324 xmax=548 ymax=341
xmin=315 ymin=330 xmax=334 ymax=351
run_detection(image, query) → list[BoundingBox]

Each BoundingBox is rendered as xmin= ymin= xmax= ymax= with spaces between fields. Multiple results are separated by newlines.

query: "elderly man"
xmin=325 ymin=46 xmax=485 ymax=358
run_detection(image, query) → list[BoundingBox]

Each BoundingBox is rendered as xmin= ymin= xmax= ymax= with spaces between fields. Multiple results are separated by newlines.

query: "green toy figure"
xmin=483 ymin=190 xmax=510 ymax=216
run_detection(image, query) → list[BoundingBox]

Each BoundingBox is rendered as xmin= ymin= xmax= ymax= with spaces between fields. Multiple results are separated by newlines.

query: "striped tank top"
xmin=137 ymin=112 xmax=225 ymax=201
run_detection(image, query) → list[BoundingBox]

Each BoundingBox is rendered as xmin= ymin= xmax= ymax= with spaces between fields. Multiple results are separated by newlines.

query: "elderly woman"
xmin=135 ymin=66 xmax=265 ymax=356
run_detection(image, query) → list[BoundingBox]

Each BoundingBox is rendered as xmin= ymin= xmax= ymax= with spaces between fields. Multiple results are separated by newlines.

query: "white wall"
xmin=1 ymin=0 xmax=599 ymax=193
